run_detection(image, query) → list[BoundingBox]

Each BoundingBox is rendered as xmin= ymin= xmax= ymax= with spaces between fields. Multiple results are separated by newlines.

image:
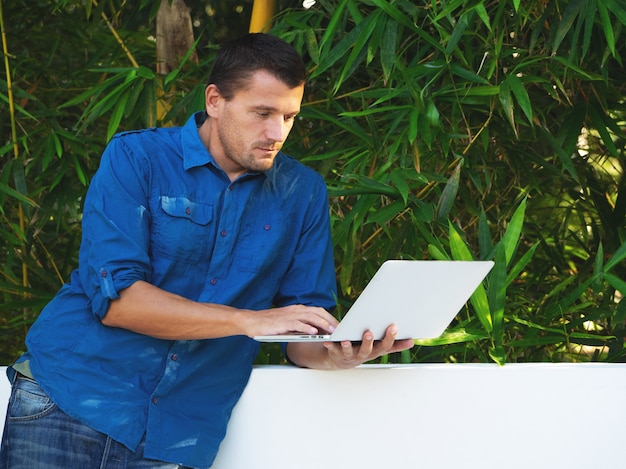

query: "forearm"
xmin=102 ymin=280 xmax=252 ymax=340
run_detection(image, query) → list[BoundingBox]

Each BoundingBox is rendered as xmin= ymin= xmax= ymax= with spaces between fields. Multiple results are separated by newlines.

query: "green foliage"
xmin=2 ymin=0 xmax=626 ymax=365
xmin=272 ymin=0 xmax=626 ymax=364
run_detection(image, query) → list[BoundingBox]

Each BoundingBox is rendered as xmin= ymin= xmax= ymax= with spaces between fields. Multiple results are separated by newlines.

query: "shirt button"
xmin=152 ymin=397 xmax=158 ymax=405
xmin=100 ymin=270 xmax=107 ymax=278
xmin=185 ymin=207 xmax=191 ymax=215
xmin=210 ymin=278 xmax=217 ymax=285
xmin=171 ymin=354 xmax=178 ymax=361
xmin=264 ymin=224 xmax=271 ymax=231
xmin=220 ymin=230 xmax=227 ymax=237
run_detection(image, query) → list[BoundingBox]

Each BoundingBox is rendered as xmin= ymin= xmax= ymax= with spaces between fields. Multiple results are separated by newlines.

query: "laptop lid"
xmin=254 ymin=259 xmax=494 ymax=343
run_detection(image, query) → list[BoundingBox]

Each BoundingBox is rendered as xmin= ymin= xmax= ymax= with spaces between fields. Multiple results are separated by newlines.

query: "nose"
xmin=265 ymin=116 xmax=289 ymax=143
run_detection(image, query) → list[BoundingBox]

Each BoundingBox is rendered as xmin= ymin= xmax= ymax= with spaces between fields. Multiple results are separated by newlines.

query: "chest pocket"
xmin=153 ymin=196 xmax=214 ymax=264
xmin=235 ymin=211 xmax=291 ymax=276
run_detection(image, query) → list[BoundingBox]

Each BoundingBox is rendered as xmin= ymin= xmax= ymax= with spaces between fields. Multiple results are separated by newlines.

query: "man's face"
xmin=204 ymin=70 xmax=304 ymax=180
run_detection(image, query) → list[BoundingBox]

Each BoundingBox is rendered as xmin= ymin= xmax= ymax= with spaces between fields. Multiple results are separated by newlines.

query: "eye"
xmin=256 ymin=112 xmax=270 ymax=118
xmin=284 ymin=114 xmax=297 ymax=122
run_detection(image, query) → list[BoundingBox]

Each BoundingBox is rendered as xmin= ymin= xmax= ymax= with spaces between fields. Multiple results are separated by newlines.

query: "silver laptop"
xmin=254 ymin=259 xmax=494 ymax=342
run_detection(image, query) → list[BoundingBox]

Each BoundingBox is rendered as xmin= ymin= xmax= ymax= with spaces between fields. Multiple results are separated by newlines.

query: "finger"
xmin=297 ymin=307 xmax=338 ymax=334
xmin=356 ymin=331 xmax=375 ymax=358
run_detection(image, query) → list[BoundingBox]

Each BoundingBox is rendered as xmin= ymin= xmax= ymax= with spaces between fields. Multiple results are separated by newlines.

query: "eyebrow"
xmin=251 ymin=105 xmax=300 ymax=115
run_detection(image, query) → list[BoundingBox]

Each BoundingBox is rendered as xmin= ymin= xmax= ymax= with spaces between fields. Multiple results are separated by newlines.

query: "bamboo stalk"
xmin=249 ymin=0 xmax=276 ymax=33
xmin=0 ymin=0 xmax=29 ymax=330
xmin=91 ymin=0 xmax=139 ymax=68
xmin=0 ymin=0 xmax=29 ymax=319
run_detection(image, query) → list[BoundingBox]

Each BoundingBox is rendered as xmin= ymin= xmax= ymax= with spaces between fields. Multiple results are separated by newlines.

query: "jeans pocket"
xmin=8 ymin=377 xmax=56 ymax=421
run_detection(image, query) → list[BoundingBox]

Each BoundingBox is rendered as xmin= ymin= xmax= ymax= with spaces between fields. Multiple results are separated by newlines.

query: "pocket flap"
xmin=160 ymin=196 xmax=213 ymax=225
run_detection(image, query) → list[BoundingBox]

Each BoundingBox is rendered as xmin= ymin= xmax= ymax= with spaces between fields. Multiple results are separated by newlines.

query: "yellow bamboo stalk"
xmin=92 ymin=0 xmax=139 ymax=68
xmin=249 ymin=0 xmax=276 ymax=33
xmin=0 ymin=0 xmax=28 ymax=293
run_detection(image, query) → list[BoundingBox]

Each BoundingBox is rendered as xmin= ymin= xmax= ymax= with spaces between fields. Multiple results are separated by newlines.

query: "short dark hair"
xmin=207 ymin=33 xmax=306 ymax=100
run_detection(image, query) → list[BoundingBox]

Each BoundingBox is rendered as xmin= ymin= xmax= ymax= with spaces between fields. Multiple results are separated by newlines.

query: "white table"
xmin=2 ymin=363 xmax=624 ymax=468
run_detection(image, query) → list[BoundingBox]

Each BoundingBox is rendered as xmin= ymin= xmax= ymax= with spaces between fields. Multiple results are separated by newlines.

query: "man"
xmin=0 ymin=33 xmax=413 ymax=469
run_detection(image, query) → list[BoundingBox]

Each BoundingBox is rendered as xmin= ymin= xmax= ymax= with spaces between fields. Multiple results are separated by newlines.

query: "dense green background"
xmin=2 ymin=0 xmax=625 ymax=366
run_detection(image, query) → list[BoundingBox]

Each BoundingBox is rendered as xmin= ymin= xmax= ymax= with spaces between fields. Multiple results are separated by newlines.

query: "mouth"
xmin=255 ymin=146 xmax=279 ymax=156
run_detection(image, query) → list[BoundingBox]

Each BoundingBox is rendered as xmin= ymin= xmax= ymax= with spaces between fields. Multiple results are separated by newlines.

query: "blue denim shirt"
xmin=16 ymin=112 xmax=336 ymax=468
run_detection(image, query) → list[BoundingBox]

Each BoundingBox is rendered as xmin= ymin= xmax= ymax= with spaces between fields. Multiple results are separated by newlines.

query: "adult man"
xmin=0 ymin=33 xmax=413 ymax=468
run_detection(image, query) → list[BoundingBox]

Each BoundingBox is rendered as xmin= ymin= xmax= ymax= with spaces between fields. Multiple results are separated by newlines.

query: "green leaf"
xmin=605 ymin=241 xmax=626 ymax=272
xmin=445 ymin=11 xmax=471 ymax=57
xmin=500 ymin=197 xmax=526 ymax=265
xmin=498 ymin=79 xmax=516 ymax=135
xmin=107 ymin=90 xmax=131 ymax=141
xmin=605 ymin=273 xmax=626 ymax=296
xmin=380 ymin=17 xmax=397 ymax=82
xmin=303 ymin=28 xmax=320 ymax=65
xmin=551 ymin=0 xmax=586 ymax=54
xmin=588 ymin=103 xmax=619 ymax=156
xmin=414 ymin=328 xmax=488 ymax=346
xmin=436 ymin=163 xmax=461 ymax=221
xmin=597 ymin=0 xmax=617 ymax=58
xmin=506 ymin=73 xmax=533 ymax=125
xmin=0 ymin=182 xmax=39 ymax=208
xmin=478 ymin=208 xmax=493 ymax=260
xmin=389 ymin=168 xmax=410 ymax=206
xmin=489 ymin=244 xmax=507 ymax=345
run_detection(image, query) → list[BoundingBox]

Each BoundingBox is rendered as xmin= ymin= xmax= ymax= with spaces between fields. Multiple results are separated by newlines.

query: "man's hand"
xmin=242 ymin=304 xmax=339 ymax=338
xmin=321 ymin=325 xmax=414 ymax=369
xmin=286 ymin=324 xmax=414 ymax=370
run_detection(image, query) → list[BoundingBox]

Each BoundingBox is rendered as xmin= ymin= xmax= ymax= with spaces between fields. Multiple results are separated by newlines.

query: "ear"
xmin=205 ymin=84 xmax=221 ymax=118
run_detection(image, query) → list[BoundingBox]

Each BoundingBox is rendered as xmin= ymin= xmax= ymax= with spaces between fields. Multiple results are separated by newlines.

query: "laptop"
xmin=254 ymin=259 xmax=494 ymax=342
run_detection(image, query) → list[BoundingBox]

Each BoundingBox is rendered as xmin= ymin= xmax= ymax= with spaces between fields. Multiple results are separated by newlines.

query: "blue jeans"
xmin=0 ymin=375 xmax=190 ymax=469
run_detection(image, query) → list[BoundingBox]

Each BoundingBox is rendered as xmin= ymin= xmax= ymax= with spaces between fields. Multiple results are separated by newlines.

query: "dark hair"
xmin=207 ymin=33 xmax=306 ymax=100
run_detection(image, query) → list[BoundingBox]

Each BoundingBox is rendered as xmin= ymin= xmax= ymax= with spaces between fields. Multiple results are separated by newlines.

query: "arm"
xmin=285 ymin=325 xmax=415 ymax=370
xmin=102 ymin=280 xmax=339 ymax=340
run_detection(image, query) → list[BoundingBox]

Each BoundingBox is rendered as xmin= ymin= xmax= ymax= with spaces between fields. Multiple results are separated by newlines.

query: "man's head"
xmin=207 ymin=33 xmax=306 ymax=100
xmin=201 ymin=34 xmax=307 ymax=181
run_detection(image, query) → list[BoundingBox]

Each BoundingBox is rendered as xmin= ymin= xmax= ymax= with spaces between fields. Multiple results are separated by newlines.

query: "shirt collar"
xmin=181 ymin=112 xmax=214 ymax=171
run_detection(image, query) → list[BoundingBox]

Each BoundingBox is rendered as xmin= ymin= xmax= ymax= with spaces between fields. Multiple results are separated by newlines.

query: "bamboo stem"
xmin=92 ymin=0 xmax=139 ymax=68
xmin=0 ymin=0 xmax=29 ymax=318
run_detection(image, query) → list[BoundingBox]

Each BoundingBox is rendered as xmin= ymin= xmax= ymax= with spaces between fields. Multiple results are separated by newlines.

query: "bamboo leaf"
xmin=505 ymin=242 xmax=538 ymax=287
xmin=605 ymin=241 xmax=626 ymax=272
xmin=593 ymin=243 xmax=604 ymax=292
xmin=478 ymin=208 xmax=493 ymax=260
xmin=445 ymin=11 xmax=471 ymax=57
xmin=552 ymin=0 xmax=586 ymax=54
xmin=604 ymin=273 xmax=626 ymax=296
xmin=489 ymin=244 xmax=507 ymax=345
xmin=0 ymin=182 xmax=39 ymax=208
xmin=414 ymin=328 xmax=488 ymax=346
xmin=588 ymin=103 xmax=619 ymax=156
xmin=498 ymin=78 xmax=516 ymax=136
xmin=428 ymin=244 xmax=450 ymax=261
xmin=448 ymin=222 xmax=493 ymax=334
xmin=334 ymin=12 xmax=381 ymax=93
xmin=449 ymin=223 xmax=473 ymax=261
xmin=597 ymin=0 xmax=617 ymax=58
xmin=436 ymin=163 xmax=461 ymax=221
xmin=506 ymin=73 xmax=533 ymax=125
xmin=389 ymin=168 xmax=409 ymax=206
xmin=500 ymin=197 xmax=527 ymax=265
xmin=303 ymin=28 xmax=320 ymax=65
xmin=606 ymin=0 xmax=626 ymax=25
xmin=107 ymin=89 xmax=131 ymax=141
xmin=380 ymin=16 xmax=397 ymax=82
xmin=318 ymin=1 xmax=348 ymax=53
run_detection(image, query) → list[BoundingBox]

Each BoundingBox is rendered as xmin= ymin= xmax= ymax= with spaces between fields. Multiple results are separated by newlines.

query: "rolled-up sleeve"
xmin=78 ymin=135 xmax=153 ymax=320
